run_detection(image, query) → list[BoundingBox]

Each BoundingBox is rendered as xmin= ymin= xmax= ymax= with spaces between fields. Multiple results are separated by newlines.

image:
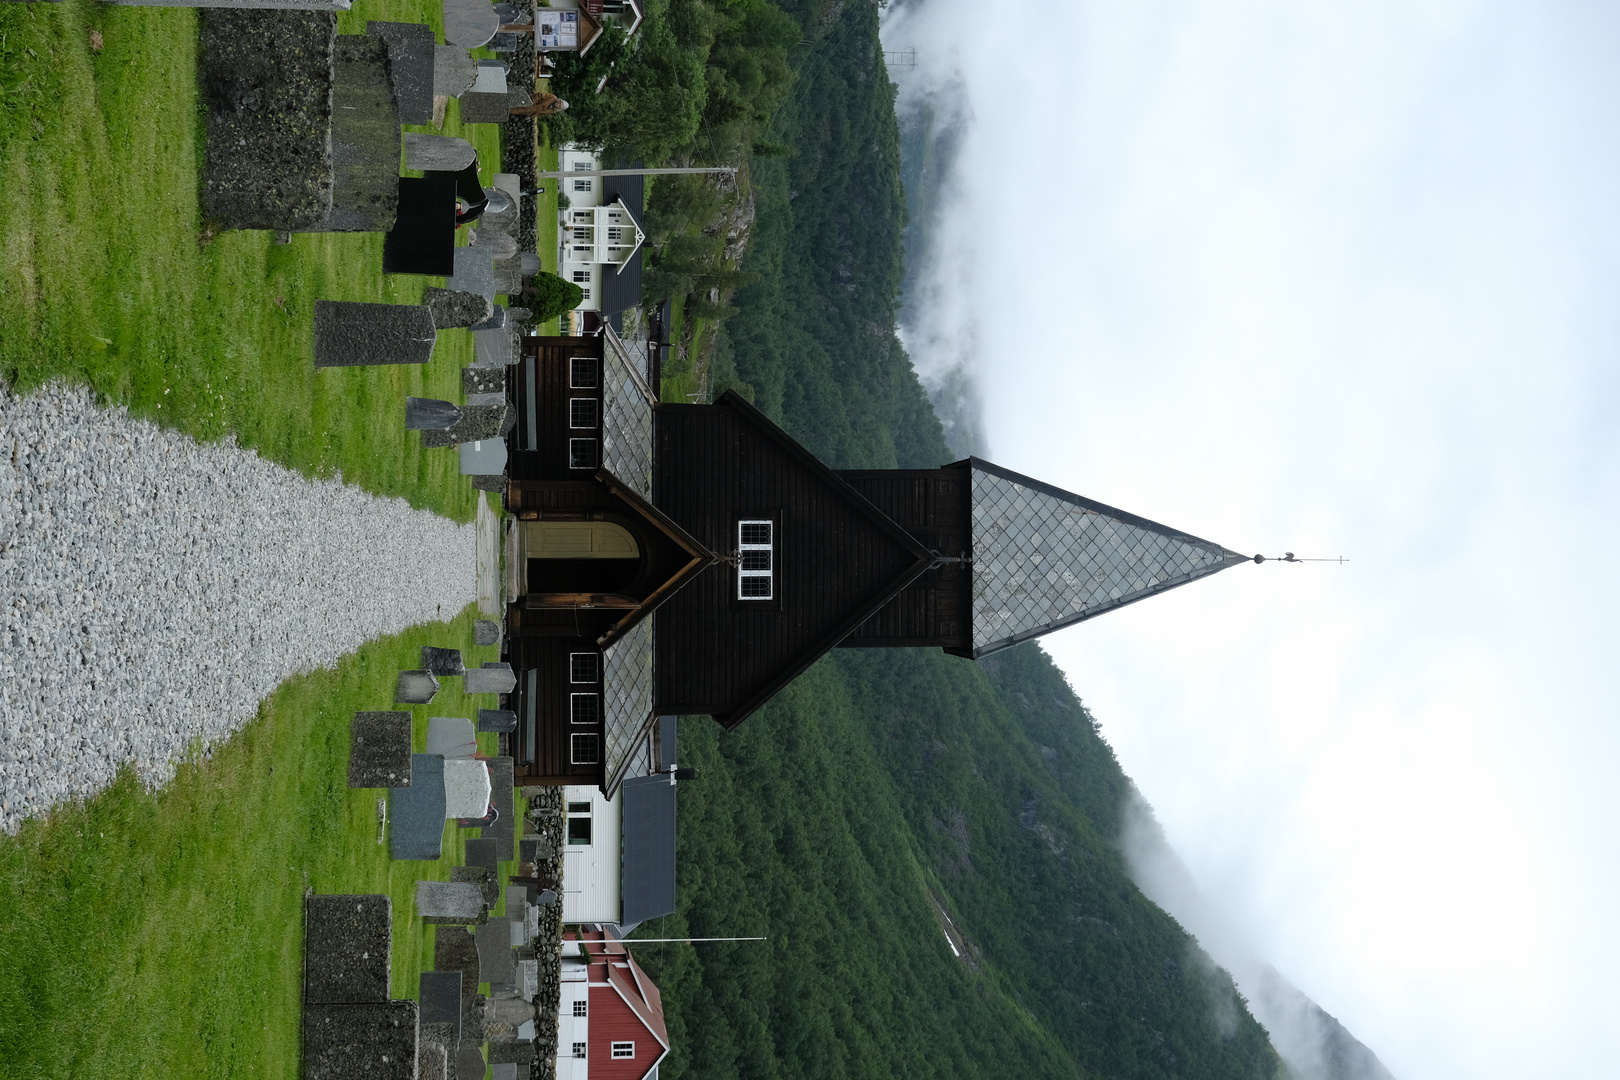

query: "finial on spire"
xmin=1252 ymin=553 xmax=1347 ymax=564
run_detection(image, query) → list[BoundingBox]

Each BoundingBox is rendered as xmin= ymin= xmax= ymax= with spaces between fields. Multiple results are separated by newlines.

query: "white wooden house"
xmin=561 ymin=765 xmax=676 ymax=929
xmin=558 ymin=145 xmax=646 ymax=321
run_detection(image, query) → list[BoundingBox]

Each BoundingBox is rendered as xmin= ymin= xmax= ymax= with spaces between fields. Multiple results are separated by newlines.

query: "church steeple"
xmin=967 ymin=459 xmax=1249 ymax=657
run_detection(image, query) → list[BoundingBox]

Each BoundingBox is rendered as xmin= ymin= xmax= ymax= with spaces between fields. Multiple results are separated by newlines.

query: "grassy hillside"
xmin=639 ymin=3 xmax=1283 ymax=1078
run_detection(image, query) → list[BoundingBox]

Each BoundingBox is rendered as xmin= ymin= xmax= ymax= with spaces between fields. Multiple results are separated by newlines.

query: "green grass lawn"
xmin=0 ymin=2 xmax=532 ymax=1075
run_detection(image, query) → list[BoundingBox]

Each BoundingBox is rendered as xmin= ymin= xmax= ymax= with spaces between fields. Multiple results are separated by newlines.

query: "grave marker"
xmin=365 ymin=21 xmax=435 ymax=125
xmin=477 ymin=708 xmax=517 ymax=733
xmin=415 ymin=881 xmax=487 ymax=924
xmin=314 ymin=302 xmax=436 ymax=368
xmin=303 ymin=1001 xmax=418 ymax=1080
xmin=405 ymin=133 xmax=477 ymax=173
xmin=389 ymin=754 xmax=447 ymax=860
xmin=418 ymin=970 xmax=464 ymax=1049
xmin=462 ymin=663 xmax=517 ymax=694
xmin=421 ymin=646 xmax=466 ymax=676
xmin=304 ymin=894 xmax=392 ymax=1003
xmin=424 ymin=287 xmax=494 ymax=330
xmin=349 ymin=711 xmax=412 ymax=788
xmin=425 ymin=716 xmax=478 ymax=759
xmin=395 ymin=670 xmax=441 ymax=704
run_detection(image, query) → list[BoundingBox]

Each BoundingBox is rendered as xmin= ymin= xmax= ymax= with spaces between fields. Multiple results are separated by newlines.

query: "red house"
xmin=556 ymin=929 xmax=670 ymax=1080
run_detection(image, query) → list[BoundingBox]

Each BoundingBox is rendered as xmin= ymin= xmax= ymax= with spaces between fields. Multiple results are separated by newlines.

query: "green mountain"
xmin=631 ymin=3 xmax=1283 ymax=1078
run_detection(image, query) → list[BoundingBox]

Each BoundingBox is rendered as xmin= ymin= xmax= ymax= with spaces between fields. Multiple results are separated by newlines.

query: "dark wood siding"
xmin=839 ymin=468 xmax=972 ymax=648
xmin=652 ymin=403 xmax=926 ymax=721
xmin=512 ymin=335 xmax=606 ymax=481
xmin=509 ymin=638 xmax=604 ymax=787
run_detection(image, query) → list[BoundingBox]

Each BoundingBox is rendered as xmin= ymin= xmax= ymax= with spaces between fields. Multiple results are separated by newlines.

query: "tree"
xmin=522 ymin=273 xmax=585 ymax=324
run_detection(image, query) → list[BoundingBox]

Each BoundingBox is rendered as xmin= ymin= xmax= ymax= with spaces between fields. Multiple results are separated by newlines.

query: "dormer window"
xmin=737 ymin=520 xmax=773 ymax=600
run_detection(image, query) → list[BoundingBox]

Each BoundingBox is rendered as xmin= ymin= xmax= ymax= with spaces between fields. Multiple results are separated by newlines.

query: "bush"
xmin=522 ymin=273 xmax=585 ymax=324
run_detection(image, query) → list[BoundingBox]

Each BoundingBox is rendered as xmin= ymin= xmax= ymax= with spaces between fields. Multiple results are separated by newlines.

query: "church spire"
xmin=969 ymin=459 xmax=1249 ymax=657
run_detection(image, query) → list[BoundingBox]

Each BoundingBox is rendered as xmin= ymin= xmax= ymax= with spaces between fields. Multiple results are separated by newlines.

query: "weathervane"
xmin=1252 ymin=552 xmax=1347 ymax=564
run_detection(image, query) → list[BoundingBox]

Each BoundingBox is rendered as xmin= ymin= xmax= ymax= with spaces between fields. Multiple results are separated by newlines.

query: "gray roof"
xmin=602 ymin=615 xmax=654 ymax=787
xmin=600 ymin=324 xmax=655 ymax=500
xmin=969 ymin=459 xmax=1248 ymax=657
xmin=620 ymin=772 xmax=676 ymax=925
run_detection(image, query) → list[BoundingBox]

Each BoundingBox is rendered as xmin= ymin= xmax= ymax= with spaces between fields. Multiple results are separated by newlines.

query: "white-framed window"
xmin=570 ymin=693 xmax=600 ymax=724
xmin=571 ymin=732 xmax=600 ymax=764
xmin=573 ymin=160 xmax=593 ymax=171
xmin=607 ymin=227 xmax=625 ymax=242
xmin=573 ymin=210 xmax=592 ymax=223
xmin=570 ymin=652 xmax=599 ymax=682
xmin=572 ymin=1042 xmax=587 ymax=1059
xmin=567 ymin=815 xmax=593 ymax=844
xmin=573 ymin=999 xmax=588 ymax=1017
xmin=581 ymin=287 xmax=591 ymax=301
xmin=572 ymin=269 xmax=590 ymax=283
xmin=574 ymin=178 xmax=592 ymax=191
xmin=570 ymin=358 xmax=599 ymax=390
xmin=570 ymin=397 xmax=598 ymax=429
xmin=612 ymin=1042 xmax=636 ymax=1060
xmin=569 ymin=438 xmax=599 ymax=470
xmin=738 ymin=520 xmax=773 ymax=600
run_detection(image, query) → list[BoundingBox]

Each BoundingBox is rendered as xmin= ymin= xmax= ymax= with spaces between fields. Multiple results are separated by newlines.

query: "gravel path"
xmin=0 ymin=381 xmax=477 ymax=833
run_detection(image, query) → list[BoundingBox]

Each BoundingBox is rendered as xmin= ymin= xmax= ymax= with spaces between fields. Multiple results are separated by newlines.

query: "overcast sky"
xmin=881 ymin=2 xmax=1620 ymax=1078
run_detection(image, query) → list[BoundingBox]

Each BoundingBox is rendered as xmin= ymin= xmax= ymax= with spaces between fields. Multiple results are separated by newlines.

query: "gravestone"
xmin=462 ymin=663 xmax=517 ymax=694
xmin=366 ymin=21 xmax=434 ymax=125
xmin=456 ymin=1046 xmax=488 ymax=1080
xmin=517 ymin=961 xmax=538 ymax=1005
xmin=459 ymin=438 xmax=508 ymax=478
xmin=519 ymin=251 xmax=541 ymax=276
xmin=419 ymin=970 xmax=464 ymax=1048
xmin=445 ymin=246 xmax=497 ymax=299
xmin=472 ymin=326 xmax=517 ymax=368
xmin=407 ymin=399 xmax=463 ymax=432
xmin=457 ymin=90 xmax=511 ymax=125
xmin=463 ymin=367 xmax=506 ymax=395
xmin=304 ymin=894 xmax=391 ymax=1003
xmin=467 ymin=305 xmax=507 ymax=332
xmin=405 ymin=133 xmax=477 ymax=172
xmin=490 ymin=1064 xmax=518 ymax=1080
xmin=472 ymin=475 xmax=507 ymax=493
xmin=475 ymin=918 xmax=516 ymax=990
xmin=395 ymin=669 xmax=441 ymax=704
xmin=314 ymin=302 xmax=436 ymax=368
xmin=424 ymin=287 xmax=494 ymax=330
xmin=464 ymin=391 xmax=504 ymax=407
xmin=477 ymin=708 xmax=517 ymax=734
xmin=422 ymin=404 xmax=514 ymax=448
xmin=443 ymin=0 xmax=500 ymax=49
xmin=416 ymin=881 xmax=486 ymax=924
xmin=464 ymin=837 xmax=499 ymax=876
xmin=505 ymin=306 xmax=532 ymax=324
xmin=433 ymin=44 xmax=477 ymax=98
xmin=425 ymin=716 xmax=478 ymax=759
xmin=418 ymin=1039 xmax=449 ymax=1080
xmin=349 ymin=711 xmax=412 ymax=788
xmin=486 ymin=756 xmax=516 ymax=853
xmin=327 ymin=34 xmax=401 ymax=231
xmin=384 ymin=173 xmax=457 ymax=276
xmin=389 ymin=754 xmax=447 ymax=860
xmin=443 ymin=758 xmax=493 ymax=818
xmin=303 ymin=1001 xmax=418 ymax=1080
xmin=507 ymin=905 xmax=527 ymax=946
xmin=474 ymin=620 xmax=504 ymax=647
xmin=452 ymin=864 xmax=499 ymax=907
xmin=467 ymin=230 xmax=519 ymax=261
xmin=488 ymin=1041 xmax=534 ymax=1066
xmin=535 ymin=888 xmax=557 ymax=907
xmin=421 ymin=646 xmax=466 ymax=676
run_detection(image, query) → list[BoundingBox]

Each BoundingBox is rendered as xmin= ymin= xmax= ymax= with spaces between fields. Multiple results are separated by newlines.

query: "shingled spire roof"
xmin=969 ymin=459 xmax=1249 ymax=657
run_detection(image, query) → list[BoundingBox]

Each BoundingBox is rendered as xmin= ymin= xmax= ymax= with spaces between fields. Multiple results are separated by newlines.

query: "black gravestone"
xmin=421 ymin=646 xmax=465 ymax=676
xmin=383 ymin=174 xmax=458 ymax=276
xmin=477 ymin=709 xmax=517 ymax=734
xmin=419 ymin=970 xmax=463 ymax=1048
xmin=406 ymin=399 xmax=464 ymax=431
xmin=304 ymin=894 xmax=392 ymax=1003
xmin=349 ymin=711 xmax=412 ymax=788
xmin=366 ymin=21 xmax=435 ymax=125
xmin=474 ymin=918 xmax=516 ymax=989
xmin=303 ymin=1001 xmax=417 ymax=1080
xmin=314 ymin=302 xmax=436 ymax=368
xmin=485 ymin=757 xmax=516 ymax=854
xmin=464 ymin=837 xmax=499 ymax=876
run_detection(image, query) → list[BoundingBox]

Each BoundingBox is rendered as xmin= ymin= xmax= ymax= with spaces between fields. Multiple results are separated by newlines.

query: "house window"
xmin=572 ymin=269 xmax=590 ymax=283
xmin=572 ymin=1043 xmax=587 ymax=1059
xmin=570 ymin=652 xmax=599 ymax=682
xmin=572 ymin=1000 xmax=588 ymax=1017
xmin=607 ymin=227 xmax=625 ymax=242
xmin=567 ymin=816 xmax=593 ymax=844
xmin=571 ymin=733 xmax=600 ymax=764
xmin=571 ymin=693 xmax=600 ymax=724
xmin=570 ymin=398 xmax=599 ymax=428
xmin=569 ymin=439 xmax=599 ymax=470
xmin=612 ymin=1042 xmax=636 ymax=1059
xmin=573 ymin=210 xmax=592 ymax=223
xmin=737 ymin=520 xmax=774 ymax=600
xmin=567 ymin=801 xmax=591 ymax=813
xmin=573 ymin=179 xmax=592 ymax=192
xmin=570 ymin=358 xmax=599 ymax=390
xmin=574 ymin=160 xmax=593 ymax=171
xmin=581 ymin=287 xmax=592 ymax=301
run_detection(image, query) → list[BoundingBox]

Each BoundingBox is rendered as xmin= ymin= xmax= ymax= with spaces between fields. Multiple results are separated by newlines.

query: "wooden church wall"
xmin=839 ymin=469 xmax=972 ymax=649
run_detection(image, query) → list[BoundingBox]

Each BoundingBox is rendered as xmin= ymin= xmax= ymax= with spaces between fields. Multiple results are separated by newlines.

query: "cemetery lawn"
xmin=0 ymin=605 xmax=509 ymax=1080
xmin=0 ymin=0 xmax=506 ymax=524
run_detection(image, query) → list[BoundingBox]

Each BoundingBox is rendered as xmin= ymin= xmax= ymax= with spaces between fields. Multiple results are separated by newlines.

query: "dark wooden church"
xmin=502 ymin=331 xmax=1250 ymax=795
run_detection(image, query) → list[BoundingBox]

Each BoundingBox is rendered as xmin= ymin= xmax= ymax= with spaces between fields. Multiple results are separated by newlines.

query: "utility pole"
xmin=535 ymin=166 xmax=738 ymax=180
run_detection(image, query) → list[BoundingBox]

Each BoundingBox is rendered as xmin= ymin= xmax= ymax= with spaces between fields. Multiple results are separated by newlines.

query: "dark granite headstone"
xmin=456 ymin=90 xmax=510 ymax=124
xmin=451 ymin=863 xmax=499 ymax=907
xmin=455 ymin=1045 xmax=488 ymax=1080
xmin=314 ymin=301 xmax=436 ymax=368
xmin=477 ymin=708 xmax=517 ymax=734
xmin=462 ymin=367 xmax=506 ymax=396
xmin=349 ymin=711 xmax=412 ymax=788
xmin=505 ymin=306 xmax=532 ymax=324
xmin=485 ymin=756 xmax=516 ymax=853
xmin=304 ymin=894 xmax=392 ymax=1004
xmin=418 ymin=1038 xmax=449 ymax=1080
xmin=303 ymin=1001 xmax=417 ymax=1080
xmin=487 ymin=1040 xmax=534 ymax=1066
xmin=467 ymin=304 xmax=507 ymax=332
xmin=517 ymin=838 xmax=540 ymax=863
xmin=367 ymin=21 xmax=435 ymax=125
xmin=421 ymin=646 xmax=466 ymax=676
xmin=406 ymin=398 xmax=463 ymax=431
xmin=460 ymin=663 xmax=517 ymax=694
xmin=395 ymin=669 xmax=440 ymax=704
xmin=472 ymin=475 xmax=507 ymax=492
xmin=475 ymin=918 xmax=516 ymax=988
xmin=383 ymin=174 xmax=457 ymax=276
xmin=424 ymin=287 xmax=494 ymax=330
xmin=422 ymin=405 xmax=514 ymax=448
xmin=419 ymin=970 xmax=464 ymax=1050
xmin=473 ymin=619 xmax=503 ymax=647
xmin=327 ymin=35 xmax=401 ymax=232
xmin=389 ymin=754 xmax=447 ymax=860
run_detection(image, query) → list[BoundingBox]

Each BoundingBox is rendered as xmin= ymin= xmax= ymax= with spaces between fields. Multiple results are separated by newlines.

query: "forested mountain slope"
xmin=633 ymin=3 xmax=1283 ymax=1077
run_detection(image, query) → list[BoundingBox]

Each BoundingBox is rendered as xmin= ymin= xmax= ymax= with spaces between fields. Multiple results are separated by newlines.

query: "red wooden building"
xmin=556 ymin=929 xmax=670 ymax=1080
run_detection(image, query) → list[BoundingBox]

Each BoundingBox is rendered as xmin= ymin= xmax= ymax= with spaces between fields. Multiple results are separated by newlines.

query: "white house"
xmin=561 ymin=767 xmax=676 ymax=929
xmin=558 ymin=145 xmax=646 ymax=321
